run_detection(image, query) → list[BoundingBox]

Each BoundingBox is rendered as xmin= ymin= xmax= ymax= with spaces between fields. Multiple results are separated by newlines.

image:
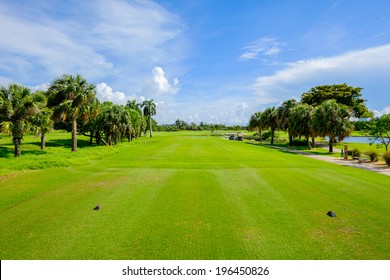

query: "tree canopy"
xmin=47 ymin=74 xmax=97 ymax=152
xmin=301 ymin=83 xmax=371 ymax=118
xmin=369 ymin=113 xmax=390 ymax=151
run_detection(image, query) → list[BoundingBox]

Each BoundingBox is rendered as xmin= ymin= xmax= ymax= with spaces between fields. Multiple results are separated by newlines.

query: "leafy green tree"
xmin=126 ymin=99 xmax=142 ymax=114
xmin=47 ymin=74 xmax=97 ymax=152
xmin=0 ymin=84 xmax=40 ymax=157
xmin=142 ymin=99 xmax=156 ymax=138
xmin=277 ymin=99 xmax=296 ymax=146
xmin=77 ymin=98 xmax=101 ymax=145
xmin=30 ymin=91 xmax=53 ymax=150
xmin=369 ymin=114 xmax=390 ymax=151
xmin=263 ymin=107 xmax=278 ymax=145
xmin=312 ymin=100 xmax=353 ymax=152
xmin=288 ymin=103 xmax=314 ymax=149
xmin=301 ymin=83 xmax=371 ymax=118
xmin=248 ymin=111 xmax=266 ymax=143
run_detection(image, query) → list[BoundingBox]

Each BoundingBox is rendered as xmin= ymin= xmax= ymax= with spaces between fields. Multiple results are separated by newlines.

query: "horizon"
xmin=1 ymin=0 xmax=390 ymax=125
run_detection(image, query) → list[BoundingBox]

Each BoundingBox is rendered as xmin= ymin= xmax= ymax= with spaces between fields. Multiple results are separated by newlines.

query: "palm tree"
xmin=277 ymin=99 xmax=296 ymax=146
xmin=312 ymin=99 xmax=353 ymax=152
xmin=142 ymin=99 xmax=156 ymax=138
xmin=47 ymin=74 xmax=96 ymax=152
xmin=263 ymin=107 xmax=278 ymax=145
xmin=248 ymin=111 xmax=266 ymax=143
xmin=30 ymin=91 xmax=53 ymax=150
xmin=288 ymin=103 xmax=314 ymax=149
xmin=0 ymin=84 xmax=40 ymax=157
xmin=126 ymin=99 xmax=142 ymax=114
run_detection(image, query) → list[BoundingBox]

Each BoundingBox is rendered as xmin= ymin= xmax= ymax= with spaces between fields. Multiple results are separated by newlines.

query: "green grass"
xmin=0 ymin=132 xmax=389 ymax=259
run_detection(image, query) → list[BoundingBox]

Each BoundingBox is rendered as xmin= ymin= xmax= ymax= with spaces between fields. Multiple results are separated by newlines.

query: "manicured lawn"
xmin=0 ymin=132 xmax=389 ymax=259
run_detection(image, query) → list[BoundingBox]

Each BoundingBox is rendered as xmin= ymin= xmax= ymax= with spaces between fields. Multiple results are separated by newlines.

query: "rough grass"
xmin=0 ymin=132 xmax=389 ymax=259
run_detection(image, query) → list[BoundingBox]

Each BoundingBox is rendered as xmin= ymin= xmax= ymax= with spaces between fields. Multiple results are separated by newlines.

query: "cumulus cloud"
xmin=240 ymin=37 xmax=282 ymax=60
xmin=140 ymin=66 xmax=180 ymax=97
xmin=96 ymin=83 xmax=131 ymax=105
xmin=152 ymin=67 xmax=180 ymax=94
xmin=253 ymin=44 xmax=390 ymax=107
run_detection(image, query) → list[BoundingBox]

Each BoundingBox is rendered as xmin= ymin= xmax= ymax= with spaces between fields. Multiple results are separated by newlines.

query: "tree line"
xmin=248 ymin=83 xmax=377 ymax=152
xmin=157 ymin=120 xmax=246 ymax=132
xmin=0 ymin=74 xmax=156 ymax=157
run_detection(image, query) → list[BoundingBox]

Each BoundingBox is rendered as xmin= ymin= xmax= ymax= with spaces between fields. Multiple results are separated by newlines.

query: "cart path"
xmin=270 ymin=146 xmax=390 ymax=177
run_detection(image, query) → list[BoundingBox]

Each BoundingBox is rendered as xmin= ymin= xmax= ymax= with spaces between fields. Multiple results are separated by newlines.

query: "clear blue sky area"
xmin=1 ymin=0 xmax=389 ymax=124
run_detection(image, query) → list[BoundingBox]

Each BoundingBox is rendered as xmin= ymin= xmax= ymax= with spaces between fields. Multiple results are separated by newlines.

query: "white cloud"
xmin=0 ymin=9 xmax=113 ymax=81
xmin=140 ymin=66 xmax=180 ymax=97
xmin=96 ymin=83 xmax=131 ymax=105
xmin=253 ymin=44 xmax=390 ymax=107
xmin=373 ymin=107 xmax=390 ymax=117
xmin=32 ymin=83 xmax=50 ymax=92
xmin=0 ymin=0 xmax=185 ymax=89
xmin=240 ymin=37 xmax=282 ymax=60
xmin=153 ymin=67 xmax=180 ymax=95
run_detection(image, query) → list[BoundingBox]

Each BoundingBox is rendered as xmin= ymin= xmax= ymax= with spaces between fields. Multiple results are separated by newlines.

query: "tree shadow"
xmin=244 ymin=141 xmax=337 ymax=157
xmin=45 ymin=139 xmax=91 ymax=149
xmin=0 ymin=146 xmax=47 ymax=157
xmin=35 ymin=138 xmax=91 ymax=149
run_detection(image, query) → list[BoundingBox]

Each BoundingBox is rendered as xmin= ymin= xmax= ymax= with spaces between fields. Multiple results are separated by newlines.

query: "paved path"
xmin=270 ymin=146 xmax=390 ymax=177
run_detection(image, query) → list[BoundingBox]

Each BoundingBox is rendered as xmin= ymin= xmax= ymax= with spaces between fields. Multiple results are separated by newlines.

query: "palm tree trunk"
xmin=89 ymin=131 xmax=93 ymax=145
xmin=258 ymin=128 xmax=263 ymax=144
xmin=14 ymin=138 xmax=22 ymax=157
xmin=289 ymin=130 xmax=293 ymax=146
xmin=306 ymin=135 xmax=311 ymax=150
xmin=41 ymin=133 xmax=46 ymax=150
xmin=149 ymin=114 xmax=153 ymax=138
xmin=71 ymin=118 xmax=78 ymax=152
xmin=271 ymin=129 xmax=275 ymax=145
xmin=329 ymin=137 xmax=334 ymax=153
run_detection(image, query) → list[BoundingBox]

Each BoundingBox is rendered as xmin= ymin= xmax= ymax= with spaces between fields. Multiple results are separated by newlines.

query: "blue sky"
xmin=1 ymin=0 xmax=390 ymax=124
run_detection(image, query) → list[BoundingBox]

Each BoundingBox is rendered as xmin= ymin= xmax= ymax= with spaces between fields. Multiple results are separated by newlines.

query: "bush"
xmin=291 ymin=139 xmax=308 ymax=146
xmin=383 ymin=151 xmax=390 ymax=166
xmin=364 ymin=150 xmax=378 ymax=162
xmin=348 ymin=148 xmax=361 ymax=158
xmin=249 ymin=131 xmax=271 ymax=141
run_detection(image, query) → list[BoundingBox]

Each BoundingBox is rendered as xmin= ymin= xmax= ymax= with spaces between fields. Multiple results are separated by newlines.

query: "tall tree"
xmin=288 ymin=103 xmax=314 ymax=149
xmin=47 ymin=74 xmax=96 ymax=152
xmin=301 ymin=83 xmax=371 ymax=118
xmin=312 ymin=100 xmax=353 ymax=152
xmin=0 ymin=84 xmax=40 ymax=157
xmin=142 ymin=99 xmax=156 ymax=138
xmin=248 ymin=111 xmax=266 ymax=143
xmin=277 ymin=99 xmax=296 ymax=146
xmin=126 ymin=99 xmax=142 ymax=114
xmin=369 ymin=114 xmax=390 ymax=151
xmin=263 ymin=107 xmax=278 ymax=145
xmin=30 ymin=91 xmax=53 ymax=150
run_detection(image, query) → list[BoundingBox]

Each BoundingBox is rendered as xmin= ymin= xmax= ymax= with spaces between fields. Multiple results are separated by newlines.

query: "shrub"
xmin=364 ymin=150 xmax=378 ymax=162
xmin=349 ymin=148 xmax=361 ymax=158
xmin=250 ymin=131 xmax=271 ymax=141
xmin=291 ymin=139 xmax=308 ymax=146
xmin=383 ymin=151 xmax=390 ymax=166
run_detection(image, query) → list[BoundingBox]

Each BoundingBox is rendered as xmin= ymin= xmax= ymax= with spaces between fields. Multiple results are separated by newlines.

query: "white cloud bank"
xmin=253 ymin=44 xmax=390 ymax=109
xmin=96 ymin=66 xmax=178 ymax=106
xmin=0 ymin=0 xmax=185 ymax=88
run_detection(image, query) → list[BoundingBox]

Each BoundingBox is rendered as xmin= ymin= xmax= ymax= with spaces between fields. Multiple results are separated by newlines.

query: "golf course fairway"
xmin=0 ymin=132 xmax=389 ymax=259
